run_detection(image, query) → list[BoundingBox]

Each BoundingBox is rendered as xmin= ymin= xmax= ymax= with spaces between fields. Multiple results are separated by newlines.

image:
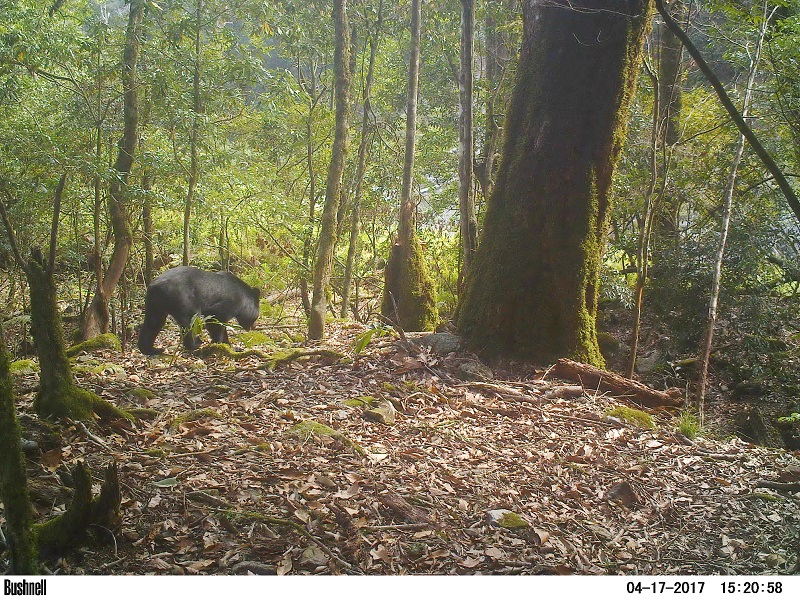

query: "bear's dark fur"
xmin=138 ymin=267 xmax=260 ymax=355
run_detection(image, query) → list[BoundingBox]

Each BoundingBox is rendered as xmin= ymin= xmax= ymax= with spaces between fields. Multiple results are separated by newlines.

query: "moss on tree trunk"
xmin=27 ymin=250 xmax=129 ymax=421
xmin=382 ymin=235 xmax=438 ymax=331
xmin=0 ymin=322 xmax=37 ymax=574
xmin=33 ymin=462 xmax=121 ymax=557
xmin=457 ymin=0 xmax=650 ymax=365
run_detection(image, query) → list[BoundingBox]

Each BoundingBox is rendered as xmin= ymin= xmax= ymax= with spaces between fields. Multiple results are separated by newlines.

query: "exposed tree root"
xmin=34 ymin=461 xmax=121 ymax=557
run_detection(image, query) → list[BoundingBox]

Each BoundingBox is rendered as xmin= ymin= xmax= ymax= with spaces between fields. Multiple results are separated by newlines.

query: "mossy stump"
xmin=26 ymin=250 xmax=130 ymax=422
xmin=33 ymin=461 xmax=121 ymax=557
xmin=382 ymin=236 xmax=438 ymax=332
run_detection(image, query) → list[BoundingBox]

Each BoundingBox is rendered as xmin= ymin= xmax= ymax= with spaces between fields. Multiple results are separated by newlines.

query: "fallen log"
xmin=549 ymin=358 xmax=683 ymax=409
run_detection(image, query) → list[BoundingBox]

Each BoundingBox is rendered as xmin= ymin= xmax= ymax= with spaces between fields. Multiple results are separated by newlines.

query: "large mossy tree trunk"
xmin=381 ymin=0 xmax=437 ymax=331
xmin=457 ymin=0 xmax=651 ymax=364
xmin=83 ymin=0 xmax=143 ymax=339
xmin=0 ymin=322 xmax=37 ymax=574
xmin=308 ymin=0 xmax=352 ymax=340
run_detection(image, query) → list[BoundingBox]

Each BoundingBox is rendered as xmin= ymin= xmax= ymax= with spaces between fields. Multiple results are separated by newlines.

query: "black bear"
xmin=138 ymin=266 xmax=261 ymax=355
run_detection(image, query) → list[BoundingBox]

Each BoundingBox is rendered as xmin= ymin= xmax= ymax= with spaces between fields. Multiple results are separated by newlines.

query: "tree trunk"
xmin=657 ymin=0 xmax=683 ymax=146
xmin=0 ymin=322 xmax=37 ymax=574
xmin=142 ymin=171 xmax=154 ymax=285
xmin=458 ymin=0 xmax=477 ymax=279
xmin=696 ymin=0 xmax=771 ymax=408
xmin=341 ymin=1 xmax=383 ymax=319
xmin=300 ymin=59 xmax=319 ymax=318
xmin=308 ymin=0 xmax=352 ymax=340
xmin=381 ymin=0 xmax=437 ymax=331
xmin=627 ymin=62 xmax=660 ymax=378
xmin=457 ymin=0 xmax=650 ymax=364
xmin=183 ymin=0 xmax=202 ymax=267
xmin=83 ymin=0 xmax=143 ymax=339
xmin=477 ymin=0 xmax=516 ymax=202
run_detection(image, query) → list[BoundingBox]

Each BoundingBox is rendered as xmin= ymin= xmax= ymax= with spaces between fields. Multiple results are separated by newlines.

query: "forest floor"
xmin=10 ymin=322 xmax=800 ymax=575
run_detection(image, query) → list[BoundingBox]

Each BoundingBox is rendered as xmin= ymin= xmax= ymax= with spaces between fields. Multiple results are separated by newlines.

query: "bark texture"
xmin=381 ymin=0 xmax=437 ymax=331
xmin=459 ymin=0 xmax=477 ymax=276
xmin=83 ymin=0 xmax=143 ymax=339
xmin=0 ymin=323 xmax=37 ymax=573
xmin=458 ymin=0 xmax=651 ymax=364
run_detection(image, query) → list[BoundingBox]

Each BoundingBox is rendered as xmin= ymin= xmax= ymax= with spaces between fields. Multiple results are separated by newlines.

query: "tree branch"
xmin=654 ymin=0 xmax=800 ymax=224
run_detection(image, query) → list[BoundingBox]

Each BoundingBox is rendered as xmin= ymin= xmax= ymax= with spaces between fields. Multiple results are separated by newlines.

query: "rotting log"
xmin=549 ymin=358 xmax=683 ymax=409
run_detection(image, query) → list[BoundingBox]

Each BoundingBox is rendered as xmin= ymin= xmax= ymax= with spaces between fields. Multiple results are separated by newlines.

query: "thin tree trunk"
xmin=309 ymin=0 xmax=352 ymax=340
xmin=627 ymin=60 xmax=660 ymax=378
xmin=142 ymin=171 xmax=154 ymax=285
xmin=458 ymin=0 xmax=477 ymax=279
xmin=399 ymin=0 xmax=421 ymax=247
xmin=341 ymin=0 xmax=383 ymax=319
xmin=300 ymin=59 xmax=318 ymax=318
xmin=183 ymin=0 xmax=202 ymax=266
xmin=697 ymin=1 xmax=772 ymax=409
xmin=83 ymin=0 xmax=143 ymax=339
xmin=381 ymin=0 xmax=437 ymax=331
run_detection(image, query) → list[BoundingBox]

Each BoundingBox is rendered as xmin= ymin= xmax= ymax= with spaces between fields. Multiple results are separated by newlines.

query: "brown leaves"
xmin=15 ymin=321 xmax=800 ymax=575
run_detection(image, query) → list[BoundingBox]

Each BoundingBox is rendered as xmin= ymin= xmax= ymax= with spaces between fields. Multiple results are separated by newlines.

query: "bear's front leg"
xmin=206 ymin=321 xmax=230 ymax=344
xmin=182 ymin=330 xmax=202 ymax=350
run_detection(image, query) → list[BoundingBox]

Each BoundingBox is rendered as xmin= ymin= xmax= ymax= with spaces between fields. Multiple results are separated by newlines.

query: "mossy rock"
xmin=456 ymin=360 xmax=493 ymax=382
xmin=363 ymin=399 xmax=396 ymax=425
xmin=486 ymin=509 xmax=529 ymax=530
xmin=605 ymin=405 xmax=655 ymax=429
xmin=287 ymin=420 xmax=364 ymax=455
xmin=72 ymin=361 xmax=126 ymax=376
xmin=10 ymin=359 xmax=37 ymax=375
xmin=196 ymin=343 xmax=270 ymax=361
xmin=66 ymin=333 xmax=121 ymax=358
xmin=169 ymin=408 xmax=221 ymax=429
xmin=343 ymin=396 xmax=378 ymax=408
xmin=145 ymin=447 xmax=166 ymax=458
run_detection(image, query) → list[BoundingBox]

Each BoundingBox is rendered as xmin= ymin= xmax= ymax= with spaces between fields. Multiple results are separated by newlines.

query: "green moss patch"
xmin=10 ymin=359 xmax=36 ymax=375
xmin=232 ymin=331 xmax=275 ymax=348
xmin=343 ymin=396 xmax=378 ymax=408
xmin=605 ymin=405 xmax=655 ymax=429
xmin=128 ymin=407 xmax=160 ymax=421
xmin=169 ymin=408 xmax=221 ymax=429
xmin=127 ymin=387 xmax=156 ymax=401
xmin=66 ymin=333 xmax=121 ymax=357
xmin=288 ymin=420 xmax=364 ymax=455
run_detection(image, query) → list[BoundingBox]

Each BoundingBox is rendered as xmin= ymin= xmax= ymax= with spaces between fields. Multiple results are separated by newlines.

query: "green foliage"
xmin=777 ymin=413 xmax=800 ymax=425
xmin=605 ymin=405 xmax=655 ymax=430
xmin=676 ymin=410 xmax=701 ymax=440
xmin=353 ymin=324 xmax=393 ymax=354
